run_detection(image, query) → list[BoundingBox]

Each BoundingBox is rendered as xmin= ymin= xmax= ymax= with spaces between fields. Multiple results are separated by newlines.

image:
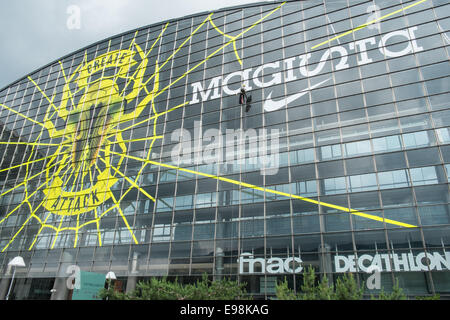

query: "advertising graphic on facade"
xmin=238 ymin=251 xmax=450 ymax=274
xmin=0 ymin=0 xmax=448 ymax=299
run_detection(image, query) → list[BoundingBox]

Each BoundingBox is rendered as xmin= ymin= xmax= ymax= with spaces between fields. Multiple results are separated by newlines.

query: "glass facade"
xmin=0 ymin=0 xmax=449 ymax=299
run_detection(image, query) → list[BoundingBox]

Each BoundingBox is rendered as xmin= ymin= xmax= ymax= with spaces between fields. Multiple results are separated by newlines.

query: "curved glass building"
xmin=0 ymin=0 xmax=449 ymax=299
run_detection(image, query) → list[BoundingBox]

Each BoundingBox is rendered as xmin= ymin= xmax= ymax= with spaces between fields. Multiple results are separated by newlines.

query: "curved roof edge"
xmin=0 ymin=0 xmax=289 ymax=93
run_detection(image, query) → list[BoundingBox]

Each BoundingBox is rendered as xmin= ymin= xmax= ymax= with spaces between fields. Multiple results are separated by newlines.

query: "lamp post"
xmin=105 ymin=271 xmax=116 ymax=288
xmin=5 ymin=256 xmax=26 ymax=300
xmin=105 ymin=271 xmax=116 ymax=300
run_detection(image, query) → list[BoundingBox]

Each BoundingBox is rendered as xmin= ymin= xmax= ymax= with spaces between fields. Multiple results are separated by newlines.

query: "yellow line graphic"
xmin=105 ymin=101 xmax=189 ymax=140
xmin=0 ymin=152 xmax=67 ymax=198
xmin=0 ymin=0 xmax=422 ymax=253
xmin=146 ymin=2 xmax=286 ymax=98
xmin=311 ymin=0 xmax=428 ymax=49
xmin=26 ymin=77 xmax=60 ymax=115
xmin=98 ymin=157 xmax=156 ymax=202
xmin=105 ymin=149 xmax=417 ymax=229
xmin=0 ymin=151 xmax=64 ymax=174
xmin=122 ymin=22 xmax=169 ymax=95
xmin=96 ymin=159 xmax=139 ymax=244
xmin=0 ymin=141 xmax=61 ymax=147
xmin=0 ymin=103 xmax=47 ymax=129
xmin=208 ymin=15 xmax=243 ymax=65
xmin=110 ymin=191 xmax=138 ymax=245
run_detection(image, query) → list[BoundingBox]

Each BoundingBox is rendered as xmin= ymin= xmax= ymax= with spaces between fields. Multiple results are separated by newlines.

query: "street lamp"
xmin=105 ymin=271 xmax=116 ymax=300
xmin=5 ymin=256 xmax=26 ymax=300
xmin=106 ymin=271 xmax=116 ymax=281
xmin=105 ymin=271 xmax=116 ymax=289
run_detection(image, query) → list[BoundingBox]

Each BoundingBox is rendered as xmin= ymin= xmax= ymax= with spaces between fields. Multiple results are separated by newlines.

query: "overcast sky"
xmin=0 ymin=0 xmax=266 ymax=90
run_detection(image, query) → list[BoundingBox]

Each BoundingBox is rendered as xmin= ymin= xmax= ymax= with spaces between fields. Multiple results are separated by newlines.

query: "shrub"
xmin=275 ymin=267 xmax=414 ymax=300
xmin=98 ymin=274 xmax=248 ymax=300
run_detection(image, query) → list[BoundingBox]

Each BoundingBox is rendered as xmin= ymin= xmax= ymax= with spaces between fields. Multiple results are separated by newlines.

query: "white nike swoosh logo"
xmin=263 ymin=78 xmax=331 ymax=112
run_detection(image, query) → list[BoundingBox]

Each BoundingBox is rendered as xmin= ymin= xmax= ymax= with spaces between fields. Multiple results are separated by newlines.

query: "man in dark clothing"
xmin=238 ymin=84 xmax=252 ymax=112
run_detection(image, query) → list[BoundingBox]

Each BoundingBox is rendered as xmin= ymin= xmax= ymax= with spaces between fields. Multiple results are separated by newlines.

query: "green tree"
xmin=299 ymin=266 xmax=318 ymax=300
xmin=275 ymin=268 xmax=418 ymax=301
xmin=334 ymin=273 xmax=364 ymax=300
xmin=370 ymin=278 xmax=407 ymax=300
xmin=132 ymin=277 xmax=190 ymax=300
xmin=98 ymin=280 xmax=130 ymax=300
xmin=316 ymin=274 xmax=334 ymax=300
xmin=275 ymin=267 xmax=335 ymax=300
xmin=390 ymin=278 xmax=407 ymax=300
xmin=208 ymin=276 xmax=250 ymax=300
xmin=275 ymin=278 xmax=299 ymax=300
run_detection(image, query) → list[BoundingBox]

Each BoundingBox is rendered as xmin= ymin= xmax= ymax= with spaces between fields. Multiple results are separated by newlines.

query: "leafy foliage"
xmin=315 ymin=274 xmax=335 ymax=300
xmin=299 ymin=266 xmax=318 ymax=300
xmin=98 ymin=280 xmax=130 ymax=300
xmin=415 ymin=294 xmax=440 ymax=300
xmin=334 ymin=273 xmax=364 ymax=300
xmin=98 ymin=274 xmax=248 ymax=300
xmin=275 ymin=278 xmax=299 ymax=300
xmin=275 ymin=267 xmax=420 ymax=300
xmin=373 ymin=279 xmax=406 ymax=300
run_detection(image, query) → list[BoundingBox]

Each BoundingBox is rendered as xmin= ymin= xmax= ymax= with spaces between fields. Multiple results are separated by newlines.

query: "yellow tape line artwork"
xmin=105 ymin=149 xmax=418 ymax=229
xmin=311 ymin=0 xmax=428 ymax=49
xmin=0 ymin=1 xmax=422 ymax=253
xmin=208 ymin=15 xmax=243 ymax=65
xmin=0 ymin=2 xmax=290 ymax=251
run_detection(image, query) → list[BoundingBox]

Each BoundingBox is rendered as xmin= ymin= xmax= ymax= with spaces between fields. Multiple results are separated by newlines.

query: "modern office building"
xmin=0 ymin=0 xmax=448 ymax=299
